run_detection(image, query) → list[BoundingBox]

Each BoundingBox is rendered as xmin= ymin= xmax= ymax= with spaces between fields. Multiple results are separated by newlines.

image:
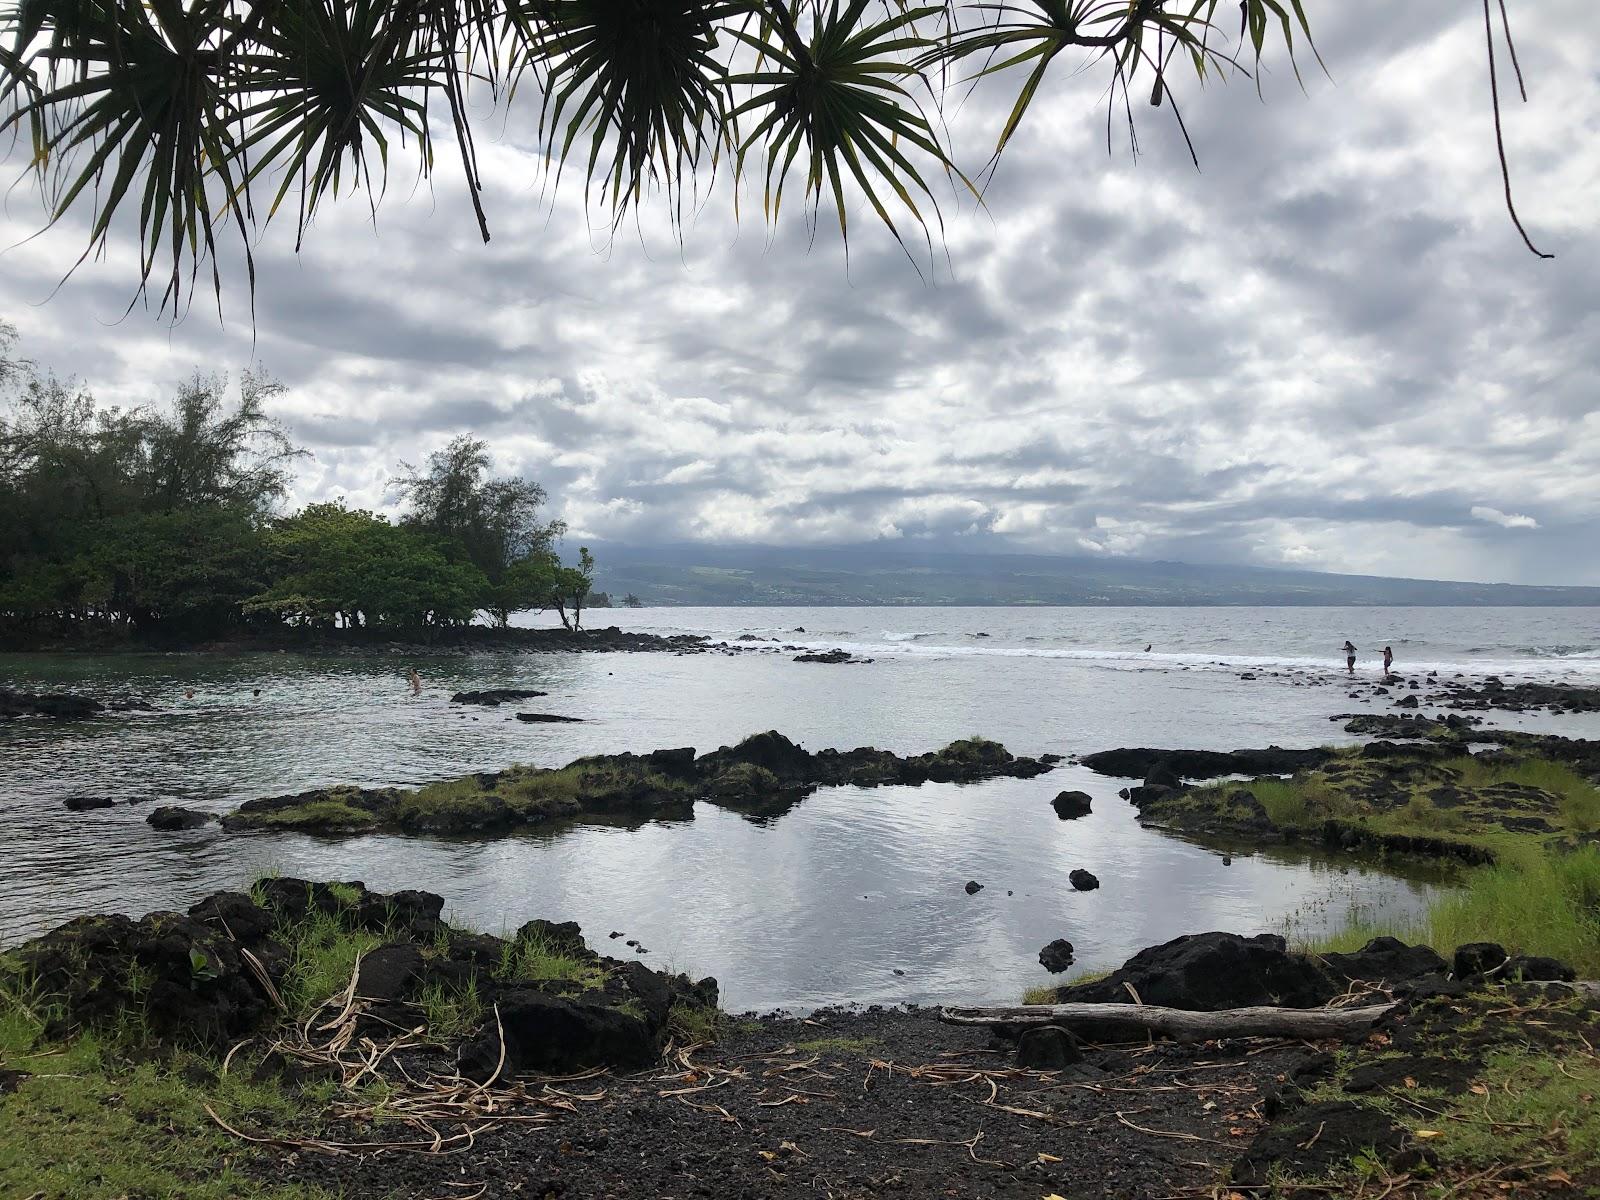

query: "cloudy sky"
xmin=1 ymin=0 xmax=1596 ymax=586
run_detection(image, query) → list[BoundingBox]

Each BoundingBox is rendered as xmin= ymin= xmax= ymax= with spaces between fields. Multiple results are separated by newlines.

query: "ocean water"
xmin=1 ymin=606 xmax=1595 ymax=1011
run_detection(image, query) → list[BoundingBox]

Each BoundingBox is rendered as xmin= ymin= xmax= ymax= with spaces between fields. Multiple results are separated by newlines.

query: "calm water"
xmin=2 ymin=606 xmax=1596 ymax=1011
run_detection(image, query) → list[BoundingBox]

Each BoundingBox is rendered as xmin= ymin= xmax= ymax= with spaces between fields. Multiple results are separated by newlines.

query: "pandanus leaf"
xmin=726 ymin=0 xmax=963 ymax=261
xmin=228 ymin=0 xmax=447 ymax=245
xmin=519 ymin=0 xmax=740 ymax=227
xmin=2 ymin=0 xmax=249 ymax=314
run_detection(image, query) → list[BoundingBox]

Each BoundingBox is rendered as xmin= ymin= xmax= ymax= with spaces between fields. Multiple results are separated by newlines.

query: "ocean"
xmin=2 ymin=605 xmax=1595 ymax=1010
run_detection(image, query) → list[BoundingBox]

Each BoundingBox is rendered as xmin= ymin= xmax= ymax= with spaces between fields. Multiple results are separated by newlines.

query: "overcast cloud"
xmin=1 ymin=0 xmax=1596 ymax=585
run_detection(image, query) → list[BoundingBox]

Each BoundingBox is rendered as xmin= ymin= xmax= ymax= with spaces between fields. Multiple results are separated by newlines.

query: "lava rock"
xmin=146 ymin=806 xmax=210 ymax=831
xmin=1016 ymin=1026 xmax=1082 ymax=1069
xmin=793 ymin=649 xmax=857 ymax=664
xmin=1232 ymin=1101 xmax=1406 ymax=1187
xmin=515 ymin=712 xmax=584 ymax=723
xmin=1081 ymin=746 xmax=1333 ymax=781
xmin=1453 ymin=942 xmax=1509 ymax=978
xmin=1038 ymin=939 xmax=1076 ymax=973
xmin=1051 ymin=790 xmax=1093 ymax=819
xmin=1144 ymin=761 xmax=1184 ymax=791
xmin=457 ymin=990 xmax=659 ymax=1080
xmin=964 ymin=880 xmax=984 ymax=895
xmin=1318 ymin=937 xmax=1449 ymax=991
xmin=1068 ymin=869 xmax=1100 ymax=892
xmin=451 ymin=689 xmax=549 ymax=706
xmin=63 ymin=796 xmax=115 ymax=812
xmin=356 ymin=943 xmax=426 ymax=1002
xmin=1 ymin=688 xmax=103 ymax=721
xmin=1506 ymin=955 xmax=1576 ymax=982
xmin=1058 ymin=932 xmax=1334 ymax=1011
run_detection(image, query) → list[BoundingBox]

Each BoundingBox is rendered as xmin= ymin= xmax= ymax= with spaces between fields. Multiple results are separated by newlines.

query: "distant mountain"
xmin=586 ymin=542 xmax=1600 ymax=607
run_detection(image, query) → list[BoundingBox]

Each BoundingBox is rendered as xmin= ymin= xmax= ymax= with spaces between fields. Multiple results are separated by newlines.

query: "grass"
xmin=1300 ymin=845 xmax=1600 ymax=977
xmin=416 ymin=976 xmax=485 ymax=1040
xmin=666 ymin=998 xmax=733 ymax=1044
xmin=0 ymin=985 xmax=334 ymax=1200
xmin=792 ymin=1035 xmax=882 ymax=1056
xmin=272 ymin=904 xmax=389 ymax=1015
xmin=495 ymin=929 xmax=608 ymax=990
xmin=1281 ymin=992 xmax=1600 ymax=1195
xmin=1444 ymin=755 xmax=1600 ymax=833
xmin=1021 ymin=969 xmax=1108 ymax=1005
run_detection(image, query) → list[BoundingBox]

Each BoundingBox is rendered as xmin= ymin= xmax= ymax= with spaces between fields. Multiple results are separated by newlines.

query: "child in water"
xmin=407 ymin=669 xmax=422 ymax=696
xmin=1343 ymin=641 xmax=1357 ymax=674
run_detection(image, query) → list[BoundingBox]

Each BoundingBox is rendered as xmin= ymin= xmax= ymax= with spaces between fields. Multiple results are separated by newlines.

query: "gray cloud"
xmin=0 ymin=0 xmax=1596 ymax=585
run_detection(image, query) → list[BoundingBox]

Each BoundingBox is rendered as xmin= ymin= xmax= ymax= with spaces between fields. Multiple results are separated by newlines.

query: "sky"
xmin=1 ymin=1 xmax=1596 ymax=586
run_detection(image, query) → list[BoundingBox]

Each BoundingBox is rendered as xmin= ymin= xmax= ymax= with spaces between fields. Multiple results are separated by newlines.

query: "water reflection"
xmin=0 ymin=626 xmax=1518 ymax=1009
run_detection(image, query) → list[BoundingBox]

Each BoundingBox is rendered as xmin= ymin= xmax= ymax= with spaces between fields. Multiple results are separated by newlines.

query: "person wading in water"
xmin=1383 ymin=646 xmax=1395 ymax=675
xmin=1343 ymin=640 xmax=1358 ymax=674
xmin=408 ymin=669 xmax=422 ymax=696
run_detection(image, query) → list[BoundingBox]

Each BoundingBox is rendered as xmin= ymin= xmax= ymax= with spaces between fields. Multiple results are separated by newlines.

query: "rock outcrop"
xmin=1 ymin=688 xmax=103 ymax=721
xmin=226 ymin=732 xmax=1056 ymax=834
xmin=4 ymin=879 xmax=719 ymax=1078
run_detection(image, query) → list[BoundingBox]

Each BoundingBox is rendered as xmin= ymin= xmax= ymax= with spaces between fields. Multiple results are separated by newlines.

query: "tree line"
xmin=0 ymin=323 xmax=596 ymax=640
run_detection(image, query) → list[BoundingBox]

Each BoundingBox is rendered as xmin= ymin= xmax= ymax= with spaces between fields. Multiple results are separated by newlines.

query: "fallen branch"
xmin=938 ymin=1001 xmax=1398 ymax=1042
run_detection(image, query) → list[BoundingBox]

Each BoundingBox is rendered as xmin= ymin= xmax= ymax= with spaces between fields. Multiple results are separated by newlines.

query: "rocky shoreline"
xmin=0 ymin=623 xmax=713 ymax=662
xmin=3 ymin=881 xmax=1594 ymax=1199
xmin=1079 ymin=719 xmax=1600 ymax=865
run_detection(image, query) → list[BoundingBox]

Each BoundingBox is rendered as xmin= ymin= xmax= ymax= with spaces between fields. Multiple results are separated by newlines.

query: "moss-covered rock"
xmin=224 ymin=732 xmax=1057 ymax=835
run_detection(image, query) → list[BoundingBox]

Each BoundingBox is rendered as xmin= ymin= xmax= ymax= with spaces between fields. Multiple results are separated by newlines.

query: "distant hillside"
xmin=587 ymin=543 xmax=1600 ymax=608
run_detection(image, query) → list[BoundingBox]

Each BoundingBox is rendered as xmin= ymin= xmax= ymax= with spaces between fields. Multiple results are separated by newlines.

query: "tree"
xmin=0 ymin=2 xmax=1552 ymax=313
xmin=0 ymin=358 xmax=303 ymax=632
xmin=551 ymin=546 xmax=596 ymax=633
xmin=391 ymin=435 xmax=569 ymax=627
xmin=248 ymin=501 xmax=489 ymax=630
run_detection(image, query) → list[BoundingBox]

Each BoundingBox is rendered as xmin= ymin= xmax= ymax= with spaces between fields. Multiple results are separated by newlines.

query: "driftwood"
xmin=939 ymin=1001 xmax=1400 ymax=1042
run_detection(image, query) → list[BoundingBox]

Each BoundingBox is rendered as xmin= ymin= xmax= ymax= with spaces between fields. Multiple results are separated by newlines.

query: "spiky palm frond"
xmin=0 ymin=0 xmax=1546 ymax=311
xmin=931 ymin=0 xmax=1315 ymax=161
xmin=4 ymin=0 xmax=248 ymax=312
xmin=521 ymin=0 xmax=740 ymax=227
xmin=230 ymin=0 xmax=447 ymax=245
xmin=727 ymin=1 xmax=958 ymax=257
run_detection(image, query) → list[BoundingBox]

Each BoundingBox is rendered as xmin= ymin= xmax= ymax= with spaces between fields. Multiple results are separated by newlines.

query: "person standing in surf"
xmin=1343 ymin=640 xmax=1358 ymax=674
xmin=1382 ymin=646 xmax=1394 ymax=675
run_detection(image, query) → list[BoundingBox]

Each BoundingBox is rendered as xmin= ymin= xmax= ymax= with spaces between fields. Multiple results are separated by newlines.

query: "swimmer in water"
xmin=1144 ymin=644 xmax=1152 ymax=653
xmin=408 ymin=669 xmax=422 ymax=696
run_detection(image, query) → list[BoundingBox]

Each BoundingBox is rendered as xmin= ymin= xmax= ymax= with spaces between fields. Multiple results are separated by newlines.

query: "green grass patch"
xmin=1287 ymin=995 xmax=1600 ymax=1194
xmin=407 ymin=760 xmax=686 ymax=822
xmin=271 ymin=905 xmax=389 ymax=1016
xmin=0 ymin=990 xmax=332 ymax=1200
xmin=495 ymin=930 xmax=607 ymax=990
xmin=1021 ymin=984 xmax=1057 ymax=1005
xmin=666 ymin=999 xmax=735 ymax=1045
xmin=416 ymin=975 xmax=485 ymax=1041
xmin=792 ymin=1035 xmax=883 ymax=1056
xmin=1300 ymin=846 xmax=1600 ymax=976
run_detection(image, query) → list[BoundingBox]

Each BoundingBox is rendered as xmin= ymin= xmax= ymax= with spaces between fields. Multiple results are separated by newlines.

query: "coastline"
xmin=0 ymin=624 xmax=712 ymax=658
xmin=4 ymin=874 xmax=1595 ymax=1199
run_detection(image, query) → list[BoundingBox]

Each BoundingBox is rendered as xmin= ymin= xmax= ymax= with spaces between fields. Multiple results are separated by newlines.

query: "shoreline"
xmin=3 ymin=876 xmax=1594 ymax=1199
xmin=0 ymin=624 xmax=712 ymax=658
